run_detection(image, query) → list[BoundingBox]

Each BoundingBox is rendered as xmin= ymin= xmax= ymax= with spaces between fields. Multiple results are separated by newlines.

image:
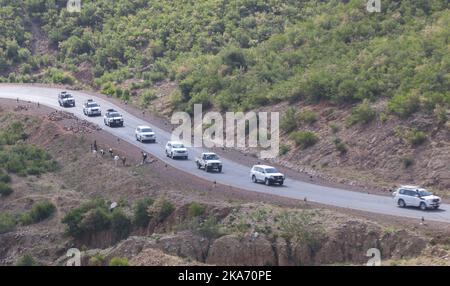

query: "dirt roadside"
xmin=1 ymin=97 xmax=450 ymax=239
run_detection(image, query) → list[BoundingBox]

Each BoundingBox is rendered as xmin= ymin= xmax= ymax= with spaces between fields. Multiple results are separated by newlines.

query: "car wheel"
xmin=197 ymin=162 xmax=201 ymax=169
xmin=252 ymin=175 xmax=257 ymax=183
xmin=398 ymin=199 xmax=406 ymax=208
xmin=434 ymin=206 xmax=439 ymax=210
xmin=279 ymin=181 xmax=284 ymax=186
xmin=265 ymin=178 xmax=271 ymax=186
xmin=419 ymin=202 xmax=427 ymax=211
xmin=170 ymin=152 xmax=174 ymax=159
xmin=218 ymin=167 xmax=222 ymax=173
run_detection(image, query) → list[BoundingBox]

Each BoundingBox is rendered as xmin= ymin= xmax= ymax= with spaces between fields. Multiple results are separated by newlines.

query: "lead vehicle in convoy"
xmin=195 ymin=152 xmax=222 ymax=172
xmin=393 ymin=185 xmax=441 ymax=210
xmin=251 ymin=165 xmax=285 ymax=186
xmin=103 ymin=109 xmax=124 ymax=127
xmin=83 ymin=99 xmax=101 ymax=116
xmin=58 ymin=91 xmax=75 ymax=107
xmin=165 ymin=141 xmax=188 ymax=159
xmin=135 ymin=126 xmax=156 ymax=143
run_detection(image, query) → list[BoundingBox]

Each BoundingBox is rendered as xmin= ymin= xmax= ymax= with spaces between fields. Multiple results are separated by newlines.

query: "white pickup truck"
xmin=195 ymin=152 xmax=223 ymax=173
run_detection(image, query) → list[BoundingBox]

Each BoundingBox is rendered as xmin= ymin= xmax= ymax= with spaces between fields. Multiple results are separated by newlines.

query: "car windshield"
xmin=87 ymin=103 xmax=98 ymax=107
xmin=265 ymin=168 xmax=279 ymax=174
xmin=141 ymin=128 xmax=153 ymax=133
xmin=419 ymin=190 xmax=432 ymax=197
xmin=205 ymin=154 xmax=219 ymax=160
xmin=172 ymin=143 xmax=185 ymax=148
xmin=109 ymin=112 xmax=120 ymax=117
xmin=62 ymin=94 xmax=72 ymax=98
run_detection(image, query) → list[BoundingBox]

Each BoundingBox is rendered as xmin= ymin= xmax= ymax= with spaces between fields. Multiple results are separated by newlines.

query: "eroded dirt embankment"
xmin=0 ymin=99 xmax=447 ymax=266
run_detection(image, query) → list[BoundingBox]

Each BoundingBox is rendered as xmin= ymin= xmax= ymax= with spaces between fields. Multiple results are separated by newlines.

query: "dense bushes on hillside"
xmin=0 ymin=121 xmax=58 ymax=176
xmin=1 ymin=1 xmax=448 ymax=118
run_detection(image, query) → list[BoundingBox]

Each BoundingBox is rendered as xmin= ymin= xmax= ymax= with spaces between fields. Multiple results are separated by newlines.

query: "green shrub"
xmin=111 ymin=210 xmax=131 ymax=239
xmin=333 ymin=138 xmax=348 ymax=154
xmin=289 ymin=131 xmax=318 ymax=149
xmin=0 ymin=121 xmax=28 ymax=145
xmin=16 ymin=254 xmax=39 ymax=266
xmin=0 ymin=144 xmax=58 ymax=176
xmin=198 ymin=216 xmax=223 ymax=239
xmin=280 ymin=107 xmax=298 ymax=134
xmin=139 ymin=90 xmax=157 ymax=108
xmin=109 ymin=257 xmax=129 ymax=266
xmin=347 ymin=100 xmax=376 ymax=126
xmin=20 ymin=200 xmax=56 ymax=225
xmin=62 ymin=199 xmax=107 ymax=237
xmin=0 ymin=182 xmax=13 ymax=197
xmin=160 ymin=200 xmax=175 ymax=221
xmin=277 ymin=211 xmax=323 ymax=252
xmin=401 ymin=156 xmax=414 ymax=169
xmin=187 ymin=202 xmax=206 ymax=218
xmin=379 ymin=112 xmax=389 ymax=124
xmin=148 ymin=197 xmax=175 ymax=223
xmin=0 ymin=212 xmax=16 ymax=234
xmin=388 ymin=92 xmax=421 ymax=118
xmin=101 ymin=82 xmax=116 ymax=95
xmin=78 ymin=207 xmax=111 ymax=233
xmin=133 ymin=198 xmax=154 ymax=227
xmin=88 ymin=253 xmax=106 ymax=266
xmin=406 ymin=129 xmax=427 ymax=147
xmin=329 ymin=123 xmax=340 ymax=134
xmin=47 ymin=68 xmax=75 ymax=85
xmin=279 ymin=144 xmax=291 ymax=155
xmin=299 ymin=110 xmax=317 ymax=125
xmin=434 ymin=106 xmax=448 ymax=124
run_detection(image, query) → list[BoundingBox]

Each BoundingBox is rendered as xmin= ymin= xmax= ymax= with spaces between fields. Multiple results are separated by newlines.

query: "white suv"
xmin=251 ymin=165 xmax=285 ymax=186
xmin=393 ymin=185 xmax=441 ymax=210
xmin=165 ymin=141 xmax=188 ymax=159
xmin=135 ymin=126 xmax=156 ymax=143
xmin=83 ymin=99 xmax=101 ymax=116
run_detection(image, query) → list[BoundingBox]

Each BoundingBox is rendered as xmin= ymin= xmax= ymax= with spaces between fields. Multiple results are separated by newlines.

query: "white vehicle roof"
xmin=167 ymin=141 xmax=185 ymax=145
xmin=253 ymin=165 xmax=277 ymax=169
xmin=399 ymin=185 xmax=423 ymax=190
xmin=137 ymin=125 xmax=152 ymax=129
xmin=203 ymin=152 xmax=217 ymax=155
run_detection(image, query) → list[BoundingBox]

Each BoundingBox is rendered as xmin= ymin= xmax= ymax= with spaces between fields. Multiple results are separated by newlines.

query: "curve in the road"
xmin=0 ymin=84 xmax=448 ymax=223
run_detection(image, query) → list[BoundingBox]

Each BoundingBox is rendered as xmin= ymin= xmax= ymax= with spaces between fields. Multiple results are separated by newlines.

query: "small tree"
xmin=187 ymin=202 xmax=206 ymax=218
xmin=133 ymin=198 xmax=154 ymax=227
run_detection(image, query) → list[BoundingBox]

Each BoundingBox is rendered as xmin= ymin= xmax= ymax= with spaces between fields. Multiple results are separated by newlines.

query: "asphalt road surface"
xmin=1 ymin=84 xmax=449 ymax=223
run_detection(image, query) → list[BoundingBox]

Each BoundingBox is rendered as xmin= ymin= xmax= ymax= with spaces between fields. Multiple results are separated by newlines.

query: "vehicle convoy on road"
xmin=251 ymin=165 xmax=285 ymax=186
xmin=165 ymin=141 xmax=188 ymax=159
xmin=195 ymin=152 xmax=223 ymax=172
xmin=82 ymin=99 xmax=101 ymax=116
xmin=393 ymin=186 xmax=441 ymax=210
xmin=135 ymin=125 xmax=156 ymax=143
xmin=104 ymin=109 xmax=124 ymax=127
xmin=58 ymin=91 xmax=75 ymax=107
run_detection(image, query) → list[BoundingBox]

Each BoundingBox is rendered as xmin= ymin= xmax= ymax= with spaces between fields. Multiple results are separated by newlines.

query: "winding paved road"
xmin=1 ymin=84 xmax=449 ymax=223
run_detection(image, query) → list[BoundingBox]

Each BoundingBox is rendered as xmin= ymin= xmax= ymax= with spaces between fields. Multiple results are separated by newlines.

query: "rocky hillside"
xmin=1 ymin=102 xmax=448 ymax=266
